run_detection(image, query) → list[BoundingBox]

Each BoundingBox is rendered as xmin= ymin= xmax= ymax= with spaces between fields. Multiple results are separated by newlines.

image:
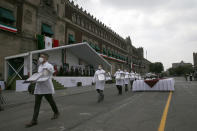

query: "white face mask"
xmin=39 ymin=57 xmax=44 ymax=63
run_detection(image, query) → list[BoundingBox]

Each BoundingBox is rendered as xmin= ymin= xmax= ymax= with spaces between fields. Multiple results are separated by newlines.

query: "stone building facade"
xmin=0 ymin=0 xmax=150 ymax=80
xmin=172 ymin=61 xmax=192 ymax=68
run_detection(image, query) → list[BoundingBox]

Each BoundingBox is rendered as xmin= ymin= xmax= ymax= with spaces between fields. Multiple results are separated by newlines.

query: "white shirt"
xmin=114 ymin=71 xmax=124 ymax=86
xmin=130 ymin=72 xmax=135 ymax=80
xmin=34 ymin=62 xmax=55 ymax=94
xmin=93 ymin=69 xmax=106 ymax=90
xmin=124 ymin=72 xmax=130 ymax=84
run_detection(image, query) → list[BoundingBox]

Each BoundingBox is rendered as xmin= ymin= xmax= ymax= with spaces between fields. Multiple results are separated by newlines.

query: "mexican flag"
xmin=37 ymin=35 xmax=45 ymax=49
xmin=44 ymin=36 xmax=52 ymax=49
xmin=0 ymin=23 xmax=17 ymax=33
xmin=37 ymin=35 xmax=59 ymax=50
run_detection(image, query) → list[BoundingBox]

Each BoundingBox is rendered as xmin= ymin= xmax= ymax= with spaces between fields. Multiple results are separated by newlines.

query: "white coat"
xmin=124 ymin=72 xmax=130 ymax=84
xmin=34 ymin=62 xmax=55 ymax=94
xmin=93 ymin=69 xmax=106 ymax=90
xmin=130 ymin=73 xmax=135 ymax=81
xmin=114 ymin=71 xmax=124 ymax=86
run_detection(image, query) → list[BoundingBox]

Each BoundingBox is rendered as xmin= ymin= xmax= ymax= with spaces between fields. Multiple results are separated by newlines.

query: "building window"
xmin=101 ymin=31 xmax=103 ymax=37
xmin=81 ymin=19 xmax=84 ymax=27
xmin=102 ymin=47 xmax=107 ymax=55
xmin=72 ymin=13 xmax=77 ymax=23
xmin=95 ymin=28 xmax=98 ymax=34
xmin=95 ymin=44 xmax=100 ymax=53
xmin=68 ymin=34 xmax=75 ymax=44
xmin=0 ymin=7 xmax=15 ymax=26
xmin=56 ymin=4 xmax=59 ymax=14
xmin=0 ymin=7 xmax=18 ymax=33
xmin=41 ymin=24 xmax=54 ymax=37
xmin=89 ymin=24 xmax=91 ymax=30
xmin=77 ymin=15 xmax=80 ymax=25
xmin=92 ymin=26 xmax=95 ymax=33
xmin=85 ymin=22 xmax=89 ymax=29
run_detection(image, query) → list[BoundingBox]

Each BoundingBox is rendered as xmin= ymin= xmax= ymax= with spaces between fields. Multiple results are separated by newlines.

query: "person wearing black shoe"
xmin=114 ymin=69 xmax=124 ymax=95
xmin=93 ymin=65 xmax=106 ymax=103
xmin=26 ymin=53 xmax=60 ymax=128
xmin=124 ymin=70 xmax=130 ymax=92
xmin=129 ymin=71 xmax=135 ymax=90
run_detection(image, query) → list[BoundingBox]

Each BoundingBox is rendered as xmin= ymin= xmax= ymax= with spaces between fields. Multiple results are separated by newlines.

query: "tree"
xmin=149 ymin=62 xmax=164 ymax=74
xmin=168 ymin=64 xmax=194 ymax=76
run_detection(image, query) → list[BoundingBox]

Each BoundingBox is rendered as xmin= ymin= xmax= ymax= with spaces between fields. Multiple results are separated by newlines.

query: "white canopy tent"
xmin=4 ymin=42 xmax=112 ymax=84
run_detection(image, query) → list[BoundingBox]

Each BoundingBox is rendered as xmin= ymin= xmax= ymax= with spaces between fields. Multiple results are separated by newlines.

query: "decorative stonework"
xmin=59 ymin=24 xmax=64 ymax=34
xmin=24 ymin=9 xmax=32 ymax=24
xmin=43 ymin=0 xmax=53 ymax=7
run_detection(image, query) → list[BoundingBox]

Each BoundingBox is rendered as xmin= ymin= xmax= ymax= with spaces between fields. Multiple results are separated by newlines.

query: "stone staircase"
xmin=52 ymin=79 xmax=66 ymax=90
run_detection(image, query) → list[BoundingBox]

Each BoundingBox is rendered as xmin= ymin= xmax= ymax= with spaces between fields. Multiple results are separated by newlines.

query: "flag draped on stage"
xmin=45 ymin=36 xmax=52 ymax=49
xmin=37 ymin=35 xmax=45 ymax=49
xmin=37 ymin=35 xmax=59 ymax=49
xmin=53 ymin=39 xmax=59 ymax=47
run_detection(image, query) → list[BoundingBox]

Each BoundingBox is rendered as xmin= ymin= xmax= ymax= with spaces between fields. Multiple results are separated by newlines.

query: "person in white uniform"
xmin=114 ymin=69 xmax=124 ymax=95
xmin=130 ymin=71 xmax=135 ymax=90
xmin=124 ymin=70 xmax=130 ymax=92
xmin=26 ymin=53 xmax=59 ymax=127
xmin=93 ymin=65 xmax=106 ymax=103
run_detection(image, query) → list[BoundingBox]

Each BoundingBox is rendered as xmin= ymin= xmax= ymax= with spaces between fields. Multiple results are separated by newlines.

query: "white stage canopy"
xmin=4 ymin=42 xmax=112 ymax=83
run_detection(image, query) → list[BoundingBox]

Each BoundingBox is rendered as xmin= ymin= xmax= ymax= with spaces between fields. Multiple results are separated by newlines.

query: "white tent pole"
xmin=29 ymin=52 xmax=32 ymax=76
xmin=7 ymin=62 xmax=23 ymax=79
xmin=4 ymin=59 xmax=7 ymax=82
xmin=7 ymin=64 xmax=24 ymax=86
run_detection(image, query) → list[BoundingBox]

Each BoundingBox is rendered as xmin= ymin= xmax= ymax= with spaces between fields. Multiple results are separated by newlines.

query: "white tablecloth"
xmin=132 ymin=78 xmax=175 ymax=91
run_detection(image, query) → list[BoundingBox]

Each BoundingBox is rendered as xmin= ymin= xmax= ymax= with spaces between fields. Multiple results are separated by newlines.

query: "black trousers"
xmin=32 ymin=94 xmax=59 ymax=122
xmin=125 ymin=84 xmax=128 ymax=92
xmin=0 ymin=95 xmax=3 ymax=110
xmin=190 ymin=76 xmax=192 ymax=81
xmin=96 ymin=89 xmax=103 ymax=94
xmin=96 ymin=89 xmax=104 ymax=102
xmin=0 ymin=93 xmax=5 ymax=110
xmin=116 ymin=85 xmax=122 ymax=95
xmin=130 ymin=80 xmax=134 ymax=90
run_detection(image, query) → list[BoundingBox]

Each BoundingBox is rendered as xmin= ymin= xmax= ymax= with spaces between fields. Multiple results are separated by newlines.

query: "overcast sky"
xmin=74 ymin=0 xmax=197 ymax=70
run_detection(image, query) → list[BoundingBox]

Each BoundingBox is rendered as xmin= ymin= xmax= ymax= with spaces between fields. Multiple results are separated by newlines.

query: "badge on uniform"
xmin=116 ymin=74 xmax=121 ymax=80
xmin=98 ymin=74 xmax=105 ymax=81
xmin=121 ymin=73 xmax=125 ymax=80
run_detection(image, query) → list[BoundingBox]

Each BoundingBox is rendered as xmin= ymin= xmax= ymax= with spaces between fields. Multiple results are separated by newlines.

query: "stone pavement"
xmin=2 ymin=84 xmax=114 ymax=109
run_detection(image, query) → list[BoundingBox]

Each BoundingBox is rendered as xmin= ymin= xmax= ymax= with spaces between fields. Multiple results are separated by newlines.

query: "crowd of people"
xmin=57 ymin=65 xmax=95 ymax=77
xmin=93 ymin=65 xmax=141 ymax=102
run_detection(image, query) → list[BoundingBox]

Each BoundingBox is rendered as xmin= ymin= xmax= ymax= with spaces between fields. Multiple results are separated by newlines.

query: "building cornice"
xmin=63 ymin=17 xmax=128 ymax=54
xmin=65 ymin=0 xmax=126 ymax=43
